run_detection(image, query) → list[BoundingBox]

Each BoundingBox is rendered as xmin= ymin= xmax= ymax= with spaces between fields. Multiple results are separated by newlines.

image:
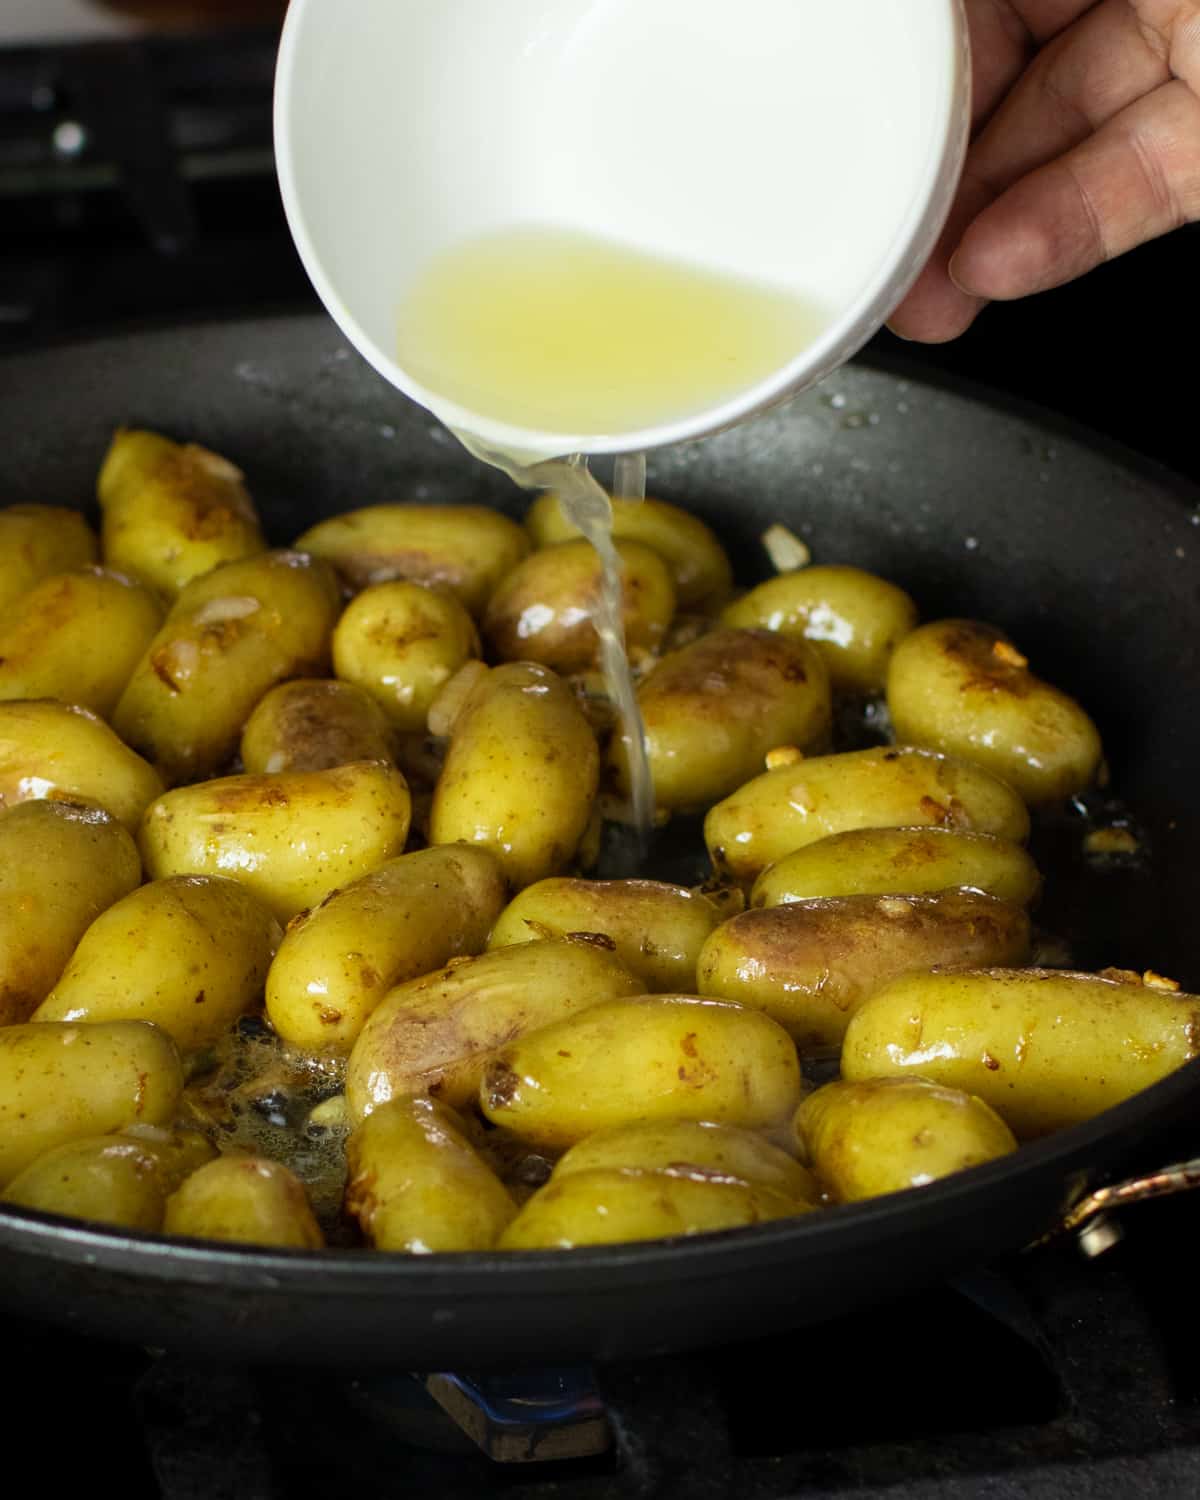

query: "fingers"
xmin=950 ymin=79 xmax=1200 ymax=299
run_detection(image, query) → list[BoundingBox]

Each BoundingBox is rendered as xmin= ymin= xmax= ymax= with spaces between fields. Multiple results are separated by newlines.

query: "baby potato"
xmin=429 ymin=662 xmax=599 ymax=889
xmin=499 ymin=1166 xmax=806 ymax=1250
xmin=139 ymin=761 xmax=412 ymax=923
xmin=241 ymin=678 xmax=395 ymax=775
xmin=295 ymin=503 xmax=531 ymax=615
xmin=887 ymin=620 xmax=1104 ymax=804
xmin=0 ymin=567 xmax=163 ymax=717
xmin=0 ymin=1021 xmax=183 ymax=1188
xmin=697 ymin=891 xmax=1030 ymax=1049
xmin=705 ymin=745 xmax=1032 ymax=885
xmin=113 ymin=549 xmax=342 ymax=785
xmin=345 ymin=937 xmax=642 ymax=1121
xmin=610 ymin=629 xmax=832 ymax=813
xmin=480 ymin=994 xmax=802 ymax=1148
xmin=795 ymin=1079 xmax=1017 ymax=1202
xmin=35 ymin=876 xmax=282 ymax=1053
xmin=1 ymin=1127 xmax=216 ymax=1231
xmin=267 ymin=845 xmax=507 ymax=1054
xmin=332 ymin=580 xmax=481 ymax=733
xmin=97 ymin=428 xmax=266 ymax=597
xmin=552 ymin=1119 xmax=819 ymax=1204
xmin=345 ymin=1096 xmax=517 ymax=1252
xmin=721 ymin=565 xmax=918 ymax=694
xmin=163 ymin=1155 xmax=324 ymax=1249
xmin=487 ymin=877 xmax=726 ymax=993
xmin=482 ymin=539 xmax=676 ymax=673
xmin=842 ymin=967 xmax=1200 ymax=1137
xmin=0 ymin=801 xmax=141 ymax=1026
xmin=525 ymin=493 xmax=733 ymax=613
xmin=0 ymin=699 xmax=164 ymax=831
xmin=0 ymin=504 xmax=98 ymax=611
xmin=751 ymin=826 xmax=1041 ymax=909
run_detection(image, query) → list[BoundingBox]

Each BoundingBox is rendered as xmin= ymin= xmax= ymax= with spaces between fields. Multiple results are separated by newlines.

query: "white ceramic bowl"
xmin=275 ymin=0 xmax=970 ymax=460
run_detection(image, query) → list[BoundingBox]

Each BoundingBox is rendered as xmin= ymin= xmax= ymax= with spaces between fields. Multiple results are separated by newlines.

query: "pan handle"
xmin=1051 ymin=1157 xmax=1200 ymax=1257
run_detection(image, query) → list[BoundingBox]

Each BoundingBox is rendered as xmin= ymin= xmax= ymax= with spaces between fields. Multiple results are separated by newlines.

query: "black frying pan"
xmin=0 ymin=313 xmax=1197 ymax=1368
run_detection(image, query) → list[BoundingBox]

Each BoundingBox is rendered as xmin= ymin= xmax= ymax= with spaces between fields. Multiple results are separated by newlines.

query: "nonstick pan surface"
xmin=0 ymin=314 xmax=1198 ymax=1368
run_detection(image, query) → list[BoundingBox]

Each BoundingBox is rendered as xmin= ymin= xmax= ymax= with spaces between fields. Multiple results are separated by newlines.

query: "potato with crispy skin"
xmin=163 ymin=1156 xmax=324 ymax=1248
xmin=0 ymin=504 xmax=97 ymax=611
xmin=241 ymin=678 xmax=395 ymax=775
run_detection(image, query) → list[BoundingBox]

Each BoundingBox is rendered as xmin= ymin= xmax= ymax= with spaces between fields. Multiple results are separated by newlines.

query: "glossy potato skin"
xmin=0 ymin=1021 xmax=183 ymax=1188
xmin=35 ymin=875 xmax=282 ymax=1052
xmin=345 ymin=1096 xmax=517 ymax=1252
xmin=487 ymin=877 xmax=726 ymax=993
xmin=240 ymin=678 xmax=395 ymax=774
xmin=0 ymin=699 xmax=164 ymax=831
xmin=480 ymin=994 xmax=803 ymax=1148
xmin=721 ymin=565 xmax=918 ymax=694
xmin=796 ymin=1079 xmax=1017 ymax=1202
xmin=887 ymin=619 xmax=1104 ymax=804
xmin=0 ymin=802 xmax=142 ymax=1025
xmin=429 ymin=662 xmax=599 ymax=889
xmin=751 ymin=826 xmax=1041 ymax=909
xmin=525 ymin=493 xmax=733 ymax=613
xmin=295 ymin=504 xmax=531 ymax=616
xmin=331 ymin=580 xmax=481 ymax=733
xmin=113 ymin=549 xmax=342 ymax=784
xmin=842 ymin=968 xmax=1200 ymax=1137
xmin=97 ymin=428 xmax=267 ymax=597
xmin=0 ymin=567 xmax=163 ymax=717
xmin=0 ymin=504 xmax=98 ymax=612
xmin=552 ymin=1118 xmax=819 ymax=1204
xmin=705 ymin=746 xmax=1032 ymax=885
xmin=163 ymin=1155 xmax=325 ymax=1248
xmin=345 ymin=938 xmax=642 ymax=1121
xmin=267 ymin=845 xmax=508 ymax=1054
xmin=697 ymin=891 xmax=1031 ymax=1049
xmin=610 ymin=629 xmax=832 ymax=812
xmin=483 ymin=538 xmax=676 ymax=673
xmin=138 ymin=761 xmax=412 ymax=923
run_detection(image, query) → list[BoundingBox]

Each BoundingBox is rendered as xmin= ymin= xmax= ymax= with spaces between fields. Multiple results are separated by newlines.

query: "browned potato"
xmin=483 ymin=538 xmax=676 ymax=673
xmin=240 ymin=678 xmax=395 ymax=774
xmin=697 ymin=891 xmax=1031 ymax=1049
xmin=163 ymin=1156 xmax=325 ymax=1248
xmin=0 ymin=504 xmax=98 ymax=611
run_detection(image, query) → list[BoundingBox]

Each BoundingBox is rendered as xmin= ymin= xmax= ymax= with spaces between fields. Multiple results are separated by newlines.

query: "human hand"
xmin=889 ymin=1 xmax=1200 ymax=342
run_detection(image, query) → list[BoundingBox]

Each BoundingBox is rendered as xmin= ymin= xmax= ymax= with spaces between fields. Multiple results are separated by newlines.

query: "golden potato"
xmin=346 ymin=937 xmax=642 ymax=1120
xmin=97 ymin=428 xmax=266 ymax=597
xmin=35 ymin=875 xmax=282 ymax=1052
xmin=705 ymin=745 xmax=1032 ymax=885
xmin=487 ymin=877 xmax=726 ymax=993
xmin=0 ymin=699 xmax=164 ymax=832
xmin=721 ymin=565 xmax=918 ymax=694
xmin=295 ymin=503 xmax=531 ymax=615
xmin=0 ymin=1021 xmax=183 ymax=1188
xmin=842 ymin=967 xmax=1200 ymax=1137
xmin=697 ymin=891 xmax=1031 ymax=1049
xmin=331 ymin=580 xmax=481 ymax=733
xmin=525 ymin=493 xmax=733 ymax=612
xmin=240 ymin=678 xmax=395 ymax=775
xmin=610 ymin=629 xmax=832 ymax=813
xmin=1 ymin=1127 xmax=216 ymax=1231
xmin=0 ymin=567 xmax=163 ymax=717
xmin=267 ymin=844 xmax=507 ymax=1053
xmin=751 ymin=826 xmax=1041 ymax=909
xmin=0 ymin=801 xmax=142 ymax=1026
xmin=429 ymin=662 xmax=598 ymax=888
xmin=163 ymin=1155 xmax=324 ymax=1248
xmin=138 ymin=761 xmax=412 ymax=922
xmin=113 ymin=549 xmax=342 ymax=784
xmin=0 ymin=504 xmax=98 ymax=611
xmin=483 ymin=538 xmax=675 ymax=673
xmin=480 ymin=994 xmax=802 ymax=1148
xmin=345 ymin=1096 xmax=517 ymax=1252
xmin=795 ymin=1079 xmax=1017 ymax=1202
xmin=887 ymin=620 xmax=1104 ymax=804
